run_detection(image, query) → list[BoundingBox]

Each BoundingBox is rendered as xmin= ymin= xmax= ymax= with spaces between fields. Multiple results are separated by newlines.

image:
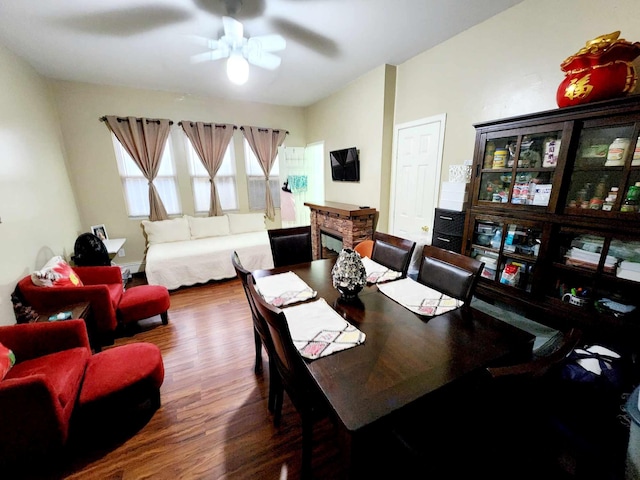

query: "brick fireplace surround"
xmin=304 ymin=201 xmax=376 ymax=260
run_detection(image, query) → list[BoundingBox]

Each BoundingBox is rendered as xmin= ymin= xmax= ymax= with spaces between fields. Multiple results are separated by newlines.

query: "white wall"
xmin=305 ymin=65 xmax=396 ymax=231
xmin=0 ymin=45 xmax=82 ymax=325
xmin=51 ymin=81 xmax=306 ymax=269
xmin=394 ymin=0 xmax=640 ymax=186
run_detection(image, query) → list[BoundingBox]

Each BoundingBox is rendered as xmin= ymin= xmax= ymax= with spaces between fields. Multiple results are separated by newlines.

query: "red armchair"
xmin=0 ymin=320 xmax=91 ymax=465
xmin=17 ymin=266 xmax=124 ymax=344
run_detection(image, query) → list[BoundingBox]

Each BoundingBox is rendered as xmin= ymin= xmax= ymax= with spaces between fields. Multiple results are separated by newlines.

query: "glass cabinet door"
xmin=470 ymin=218 xmax=543 ymax=292
xmin=477 ymin=129 xmax=561 ymax=207
xmin=548 ymin=230 xmax=640 ymax=316
xmin=565 ymin=123 xmax=640 ymax=214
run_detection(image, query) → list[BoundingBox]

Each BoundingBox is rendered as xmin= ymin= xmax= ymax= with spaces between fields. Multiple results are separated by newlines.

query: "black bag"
xmin=561 ymin=346 xmax=626 ymax=392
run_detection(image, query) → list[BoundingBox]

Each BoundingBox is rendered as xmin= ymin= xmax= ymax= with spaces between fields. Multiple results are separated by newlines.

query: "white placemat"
xmin=361 ymin=256 xmax=402 ymax=284
xmin=377 ymin=277 xmax=462 ymax=317
xmin=283 ymin=298 xmax=366 ymax=360
xmin=255 ymin=271 xmax=317 ymax=307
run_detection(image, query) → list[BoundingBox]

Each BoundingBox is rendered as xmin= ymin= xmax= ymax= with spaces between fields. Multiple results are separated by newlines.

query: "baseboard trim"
xmin=113 ymin=261 xmax=145 ymax=274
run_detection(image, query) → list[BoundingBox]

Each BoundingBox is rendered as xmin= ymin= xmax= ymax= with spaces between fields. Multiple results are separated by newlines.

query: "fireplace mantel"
xmin=304 ymin=201 xmax=376 ymax=260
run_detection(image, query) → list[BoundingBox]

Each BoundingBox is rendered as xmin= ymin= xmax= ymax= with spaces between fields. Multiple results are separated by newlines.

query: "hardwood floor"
xmin=19 ymin=277 xmax=349 ymax=480
xmin=14 ymin=275 xmax=584 ymax=480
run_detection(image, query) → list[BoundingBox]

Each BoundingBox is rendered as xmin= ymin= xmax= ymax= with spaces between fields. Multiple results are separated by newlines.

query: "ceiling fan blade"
xmin=270 ymin=18 xmax=339 ymax=58
xmin=191 ymin=49 xmax=229 ymax=64
xmin=222 ymin=16 xmax=243 ymax=39
xmin=187 ymin=35 xmax=220 ymax=51
xmin=55 ymin=6 xmax=192 ymax=37
xmin=248 ymin=34 xmax=286 ymax=53
xmin=246 ymin=50 xmax=281 ymax=70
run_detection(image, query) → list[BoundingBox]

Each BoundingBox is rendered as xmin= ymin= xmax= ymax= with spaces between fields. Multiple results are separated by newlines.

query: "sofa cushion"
xmin=227 ymin=213 xmax=266 ymax=234
xmin=186 ymin=215 xmax=230 ymax=239
xmin=31 ymin=256 xmax=84 ymax=288
xmin=142 ymin=217 xmax=191 ymax=245
xmin=6 ymin=347 xmax=90 ymax=409
xmin=0 ymin=342 xmax=15 ymax=380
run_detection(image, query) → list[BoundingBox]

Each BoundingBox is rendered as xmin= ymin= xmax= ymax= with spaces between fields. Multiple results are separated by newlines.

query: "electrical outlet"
xmin=118 ymin=248 xmax=125 ymax=257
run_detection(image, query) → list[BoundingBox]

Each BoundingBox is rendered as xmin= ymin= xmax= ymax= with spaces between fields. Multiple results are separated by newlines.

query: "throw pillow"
xmin=0 ymin=342 xmax=16 ymax=380
xmin=227 ymin=213 xmax=266 ymax=234
xmin=186 ymin=215 xmax=230 ymax=239
xmin=141 ymin=217 xmax=191 ymax=245
xmin=31 ymin=256 xmax=84 ymax=288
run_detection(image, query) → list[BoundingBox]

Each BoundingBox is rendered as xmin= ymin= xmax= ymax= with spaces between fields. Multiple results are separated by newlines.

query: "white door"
xmin=389 ymin=115 xmax=445 ymax=256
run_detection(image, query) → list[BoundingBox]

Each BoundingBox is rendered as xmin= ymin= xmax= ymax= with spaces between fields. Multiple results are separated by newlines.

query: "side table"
xmin=34 ymin=302 xmax=100 ymax=351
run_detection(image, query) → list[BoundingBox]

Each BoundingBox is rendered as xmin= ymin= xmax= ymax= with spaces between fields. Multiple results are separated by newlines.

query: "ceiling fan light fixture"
xmin=227 ymin=51 xmax=249 ymax=85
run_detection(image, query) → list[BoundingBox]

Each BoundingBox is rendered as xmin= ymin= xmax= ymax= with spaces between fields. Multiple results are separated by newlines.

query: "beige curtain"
xmin=241 ymin=126 xmax=288 ymax=220
xmin=180 ymin=122 xmax=236 ymax=216
xmin=103 ymin=116 xmax=172 ymax=221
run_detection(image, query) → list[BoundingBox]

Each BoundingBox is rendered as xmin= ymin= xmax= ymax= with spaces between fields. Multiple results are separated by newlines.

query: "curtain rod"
xmin=99 ymin=116 xmax=173 ymax=125
xmin=240 ymin=126 xmax=289 ymax=134
xmin=177 ymin=122 xmax=238 ymax=129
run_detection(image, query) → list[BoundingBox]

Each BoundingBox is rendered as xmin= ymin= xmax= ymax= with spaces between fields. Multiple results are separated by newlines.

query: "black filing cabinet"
xmin=432 ymin=208 xmax=466 ymax=253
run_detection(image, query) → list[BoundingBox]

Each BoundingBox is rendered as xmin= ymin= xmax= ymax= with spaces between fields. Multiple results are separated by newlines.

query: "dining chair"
xmin=267 ymin=226 xmax=313 ymax=268
xmin=390 ymin=328 xmax=584 ymax=478
xmin=354 ymin=239 xmax=374 ymax=258
xmin=370 ymin=231 xmax=416 ymax=277
xmin=479 ymin=328 xmax=585 ymax=477
xmin=246 ymin=274 xmax=327 ymax=478
xmin=417 ymin=245 xmax=484 ymax=305
xmin=231 ymin=252 xmax=277 ymax=413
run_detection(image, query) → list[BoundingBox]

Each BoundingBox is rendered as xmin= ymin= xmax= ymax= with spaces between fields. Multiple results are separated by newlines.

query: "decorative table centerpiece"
xmin=331 ymin=249 xmax=366 ymax=300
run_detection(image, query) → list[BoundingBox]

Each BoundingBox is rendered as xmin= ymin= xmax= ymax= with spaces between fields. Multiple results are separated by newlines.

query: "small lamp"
xmin=227 ymin=51 xmax=249 ymax=85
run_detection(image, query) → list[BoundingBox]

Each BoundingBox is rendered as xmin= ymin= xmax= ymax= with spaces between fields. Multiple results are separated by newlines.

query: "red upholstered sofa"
xmin=17 ymin=266 xmax=124 ymax=344
xmin=0 ymin=320 xmax=91 ymax=464
xmin=0 ymin=320 xmax=164 ymax=468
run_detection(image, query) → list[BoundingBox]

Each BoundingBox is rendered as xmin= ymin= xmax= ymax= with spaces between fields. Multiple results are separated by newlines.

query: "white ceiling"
xmin=0 ymin=0 xmax=523 ymax=107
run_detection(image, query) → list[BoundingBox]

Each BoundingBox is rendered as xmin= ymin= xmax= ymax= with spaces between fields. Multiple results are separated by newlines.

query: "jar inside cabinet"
xmin=478 ymin=130 xmax=560 ymax=206
xmin=565 ymin=124 xmax=637 ymax=212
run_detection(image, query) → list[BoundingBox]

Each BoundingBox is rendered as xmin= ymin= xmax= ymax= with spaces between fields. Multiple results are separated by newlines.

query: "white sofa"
xmin=142 ymin=213 xmax=274 ymax=290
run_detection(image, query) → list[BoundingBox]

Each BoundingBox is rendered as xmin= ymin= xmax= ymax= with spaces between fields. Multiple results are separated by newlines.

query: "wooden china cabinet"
xmin=464 ymin=95 xmax=640 ymax=345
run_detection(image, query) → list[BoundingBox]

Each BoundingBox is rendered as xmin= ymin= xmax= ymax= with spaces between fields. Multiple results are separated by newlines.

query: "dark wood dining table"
xmin=253 ymin=258 xmax=534 ymax=477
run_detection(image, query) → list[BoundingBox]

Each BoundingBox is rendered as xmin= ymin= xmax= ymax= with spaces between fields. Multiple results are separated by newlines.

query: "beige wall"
xmin=2 ymin=0 xmax=640 ymax=325
xmin=305 ymin=65 xmax=397 ymax=231
xmin=0 ymin=45 xmax=82 ymax=325
xmin=394 ymin=0 xmax=640 ymax=187
xmin=51 ymin=81 xmax=306 ymax=270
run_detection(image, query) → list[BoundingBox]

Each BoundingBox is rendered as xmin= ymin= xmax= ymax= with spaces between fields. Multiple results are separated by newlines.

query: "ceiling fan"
xmin=190 ymin=15 xmax=286 ymax=85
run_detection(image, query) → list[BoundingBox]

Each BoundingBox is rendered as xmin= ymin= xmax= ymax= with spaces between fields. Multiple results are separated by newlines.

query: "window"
xmin=112 ymin=135 xmax=181 ymax=217
xmin=186 ymin=140 xmax=238 ymax=212
xmin=244 ymin=139 xmax=281 ymax=210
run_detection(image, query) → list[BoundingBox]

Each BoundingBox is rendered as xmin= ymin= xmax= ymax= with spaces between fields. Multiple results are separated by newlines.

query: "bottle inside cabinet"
xmin=477 ymin=131 xmax=559 ymax=207
xmin=565 ymin=123 xmax=640 ymax=213
xmin=470 ymin=218 xmax=542 ymax=291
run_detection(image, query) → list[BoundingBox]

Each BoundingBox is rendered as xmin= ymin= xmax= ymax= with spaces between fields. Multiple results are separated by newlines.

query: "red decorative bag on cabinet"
xmin=557 ymin=31 xmax=640 ymax=108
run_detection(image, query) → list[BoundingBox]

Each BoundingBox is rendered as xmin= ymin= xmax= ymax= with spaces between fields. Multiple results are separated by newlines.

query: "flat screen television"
xmin=330 ymin=147 xmax=360 ymax=182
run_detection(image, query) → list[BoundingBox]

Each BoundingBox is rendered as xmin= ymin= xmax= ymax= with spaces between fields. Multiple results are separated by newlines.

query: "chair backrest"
xmin=371 ymin=231 xmax=416 ymax=277
xmin=267 ymin=226 xmax=313 ymax=268
xmin=354 ymin=239 xmax=374 ymax=259
xmin=231 ymin=251 xmax=269 ymax=342
xmin=246 ymin=274 xmax=307 ymax=389
xmin=487 ymin=328 xmax=583 ymax=379
xmin=417 ymin=245 xmax=484 ymax=304
xmin=73 ymin=233 xmax=110 ymax=266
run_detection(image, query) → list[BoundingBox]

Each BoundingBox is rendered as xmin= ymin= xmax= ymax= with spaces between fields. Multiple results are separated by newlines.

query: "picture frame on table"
xmin=91 ymin=224 xmax=108 ymax=241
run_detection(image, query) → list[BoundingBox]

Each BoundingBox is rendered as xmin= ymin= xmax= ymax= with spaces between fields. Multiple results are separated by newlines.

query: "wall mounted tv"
xmin=330 ymin=147 xmax=360 ymax=182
